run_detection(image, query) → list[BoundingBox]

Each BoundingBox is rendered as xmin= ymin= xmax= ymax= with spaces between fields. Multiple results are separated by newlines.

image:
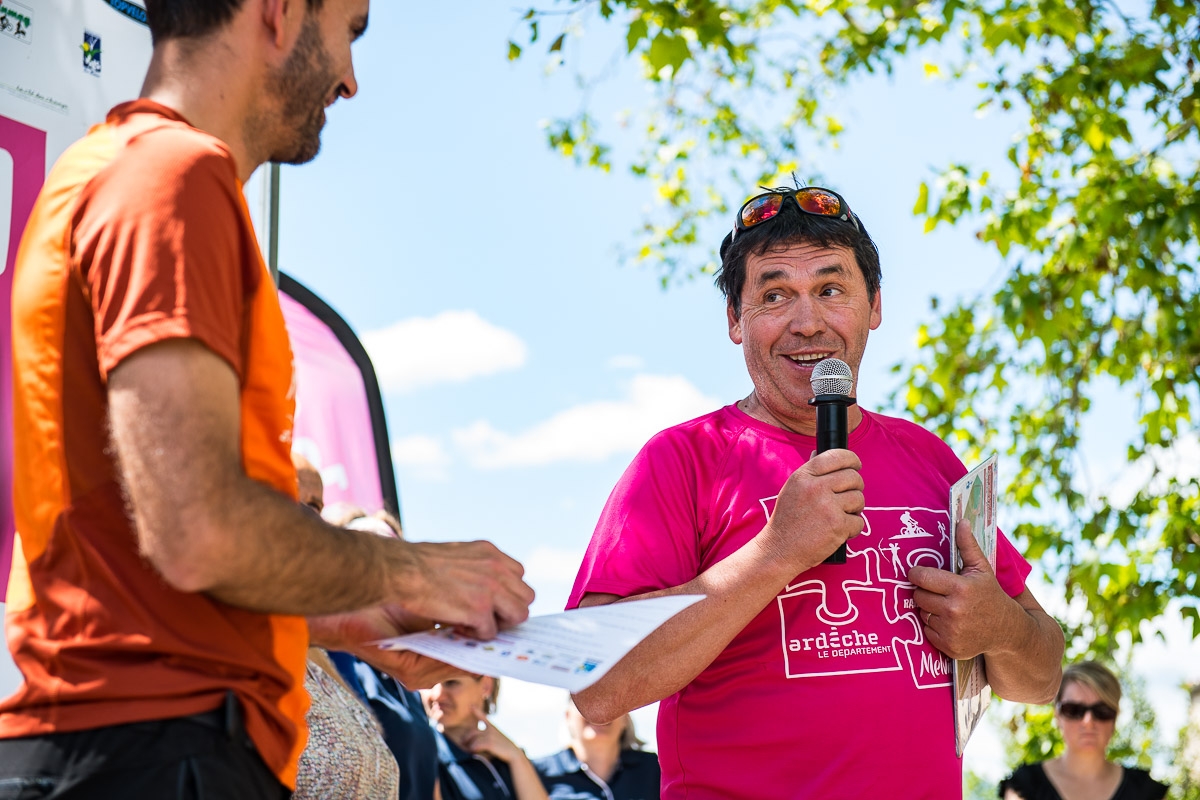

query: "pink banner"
xmin=1 ymin=116 xmax=47 ymax=598
xmin=280 ymin=275 xmax=397 ymax=518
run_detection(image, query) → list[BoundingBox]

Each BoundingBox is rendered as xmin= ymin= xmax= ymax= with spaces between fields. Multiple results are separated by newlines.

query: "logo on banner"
xmin=104 ymin=0 xmax=148 ymax=27
xmin=82 ymin=32 xmax=102 ymax=76
xmin=0 ymin=0 xmax=32 ymax=43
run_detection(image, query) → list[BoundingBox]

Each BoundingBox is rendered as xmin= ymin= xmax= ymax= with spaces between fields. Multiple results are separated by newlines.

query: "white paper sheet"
xmin=375 ymin=594 xmax=705 ymax=692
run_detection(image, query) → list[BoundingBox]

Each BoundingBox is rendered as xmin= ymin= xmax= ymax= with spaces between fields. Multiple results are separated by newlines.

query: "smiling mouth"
xmin=787 ymin=352 xmax=833 ymax=365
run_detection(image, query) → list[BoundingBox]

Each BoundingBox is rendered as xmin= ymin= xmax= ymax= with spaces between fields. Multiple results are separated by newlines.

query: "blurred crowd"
xmin=293 ymin=455 xmax=660 ymax=800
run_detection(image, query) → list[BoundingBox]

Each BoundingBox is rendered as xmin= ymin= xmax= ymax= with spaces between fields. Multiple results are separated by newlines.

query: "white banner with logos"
xmin=0 ymin=0 xmax=153 ymax=696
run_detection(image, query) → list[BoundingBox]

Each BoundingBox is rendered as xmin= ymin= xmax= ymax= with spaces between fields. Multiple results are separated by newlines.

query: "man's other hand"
xmin=309 ymin=604 xmax=457 ymax=689
xmin=910 ymin=519 xmax=1014 ymax=660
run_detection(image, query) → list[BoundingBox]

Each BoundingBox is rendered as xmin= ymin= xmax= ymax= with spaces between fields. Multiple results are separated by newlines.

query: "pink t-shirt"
xmin=569 ymin=405 xmax=1031 ymax=799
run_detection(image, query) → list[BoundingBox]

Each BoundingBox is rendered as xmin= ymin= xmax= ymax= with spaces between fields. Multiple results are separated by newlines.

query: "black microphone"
xmin=808 ymin=358 xmax=857 ymax=565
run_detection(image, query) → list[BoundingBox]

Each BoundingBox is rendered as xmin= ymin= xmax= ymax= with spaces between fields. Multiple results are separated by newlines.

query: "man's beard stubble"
xmin=254 ymin=14 xmax=334 ymax=166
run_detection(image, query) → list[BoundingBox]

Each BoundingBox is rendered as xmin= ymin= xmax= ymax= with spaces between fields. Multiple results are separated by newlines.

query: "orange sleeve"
xmin=71 ymin=126 xmax=259 ymax=380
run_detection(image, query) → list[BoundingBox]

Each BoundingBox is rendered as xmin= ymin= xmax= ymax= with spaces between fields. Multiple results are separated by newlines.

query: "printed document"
xmin=949 ymin=453 xmax=999 ymax=756
xmin=375 ymin=594 xmax=705 ymax=692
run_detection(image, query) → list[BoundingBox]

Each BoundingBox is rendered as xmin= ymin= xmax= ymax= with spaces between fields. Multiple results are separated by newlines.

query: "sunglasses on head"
xmin=729 ymin=186 xmax=860 ymax=246
xmin=1057 ymin=701 xmax=1117 ymax=722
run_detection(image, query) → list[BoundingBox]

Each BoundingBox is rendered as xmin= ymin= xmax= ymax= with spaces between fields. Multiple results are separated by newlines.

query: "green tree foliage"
xmin=511 ymin=0 xmax=1199 ymax=658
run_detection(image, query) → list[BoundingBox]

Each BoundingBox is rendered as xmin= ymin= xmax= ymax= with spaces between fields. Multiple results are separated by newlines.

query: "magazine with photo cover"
xmin=949 ymin=453 xmax=998 ymax=757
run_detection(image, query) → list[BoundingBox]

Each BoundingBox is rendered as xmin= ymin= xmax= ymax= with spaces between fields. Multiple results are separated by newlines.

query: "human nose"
xmin=336 ymin=61 xmax=358 ymax=100
xmin=788 ymin=294 xmax=825 ymax=337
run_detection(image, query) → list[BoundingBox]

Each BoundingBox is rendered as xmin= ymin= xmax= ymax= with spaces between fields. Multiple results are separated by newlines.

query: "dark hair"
xmin=145 ymin=0 xmax=324 ymax=44
xmin=715 ymin=196 xmax=881 ymax=318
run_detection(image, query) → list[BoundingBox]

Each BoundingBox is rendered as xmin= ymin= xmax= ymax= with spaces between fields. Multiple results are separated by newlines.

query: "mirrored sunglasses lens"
xmin=741 ymin=194 xmax=784 ymax=227
xmin=796 ymin=189 xmax=842 ymax=217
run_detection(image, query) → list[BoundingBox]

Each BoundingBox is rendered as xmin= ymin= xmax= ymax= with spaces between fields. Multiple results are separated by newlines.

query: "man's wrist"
xmin=379 ymin=537 xmax=422 ymax=607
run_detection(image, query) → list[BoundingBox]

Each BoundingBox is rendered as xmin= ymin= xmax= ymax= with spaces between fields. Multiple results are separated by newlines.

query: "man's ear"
xmin=870 ymin=288 xmax=882 ymax=331
xmin=261 ymin=0 xmax=302 ymax=52
xmin=727 ymin=302 xmax=743 ymax=345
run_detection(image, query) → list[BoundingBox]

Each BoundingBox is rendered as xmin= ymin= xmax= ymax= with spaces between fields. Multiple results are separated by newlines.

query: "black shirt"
xmin=534 ymin=747 xmax=661 ymax=800
xmin=999 ymin=762 xmax=1169 ymax=800
xmin=435 ymin=729 xmax=517 ymax=800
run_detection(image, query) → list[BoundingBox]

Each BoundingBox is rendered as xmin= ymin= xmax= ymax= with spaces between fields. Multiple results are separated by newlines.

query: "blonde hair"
xmin=619 ymin=714 xmax=645 ymax=751
xmin=567 ymin=698 xmax=645 ymax=751
xmin=1057 ymin=661 xmax=1122 ymax=711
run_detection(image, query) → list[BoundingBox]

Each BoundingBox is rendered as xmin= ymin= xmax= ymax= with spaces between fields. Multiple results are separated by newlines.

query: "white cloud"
xmin=521 ymin=546 xmax=587 ymax=616
xmin=523 ymin=546 xmax=586 ymax=588
xmin=391 ymin=435 xmax=450 ymax=468
xmin=452 ymin=374 xmax=718 ymax=469
xmin=390 ymin=434 xmax=451 ymax=482
xmin=362 ymin=310 xmax=527 ymax=393
xmin=1101 ymin=432 xmax=1200 ymax=508
xmin=606 ymin=354 xmax=645 ymax=370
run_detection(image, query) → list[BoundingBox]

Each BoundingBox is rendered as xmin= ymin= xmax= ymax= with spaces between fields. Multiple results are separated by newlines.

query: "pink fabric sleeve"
xmin=567 ymin=430 xmax=707 ymax=608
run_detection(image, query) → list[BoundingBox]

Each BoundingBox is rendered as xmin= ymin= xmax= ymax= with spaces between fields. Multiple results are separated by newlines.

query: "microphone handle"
xmin=812 ymin=395 xmax=856 ymax=565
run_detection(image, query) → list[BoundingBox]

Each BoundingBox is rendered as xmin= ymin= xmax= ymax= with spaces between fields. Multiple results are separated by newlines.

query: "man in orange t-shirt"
xmin=1 ymin=1 xmax=535 ymax=796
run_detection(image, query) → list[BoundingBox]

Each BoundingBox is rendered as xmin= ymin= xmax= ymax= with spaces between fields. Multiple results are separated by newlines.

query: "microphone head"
xmin=810 ymin=358 xmax=854 ymax=397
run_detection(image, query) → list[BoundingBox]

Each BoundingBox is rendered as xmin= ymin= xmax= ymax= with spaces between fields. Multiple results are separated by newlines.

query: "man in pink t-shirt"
xmin=568 ymin=186 xmax=1065 ymax=799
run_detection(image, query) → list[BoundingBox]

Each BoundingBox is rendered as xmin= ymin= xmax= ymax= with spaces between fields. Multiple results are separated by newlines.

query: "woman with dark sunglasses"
xmin=999 ymin=661 xmax=1168 ymax=800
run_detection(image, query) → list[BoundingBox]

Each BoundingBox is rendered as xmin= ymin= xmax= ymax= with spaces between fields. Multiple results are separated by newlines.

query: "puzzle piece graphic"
xmin=773 ymin=504 xmax=952 ymax=688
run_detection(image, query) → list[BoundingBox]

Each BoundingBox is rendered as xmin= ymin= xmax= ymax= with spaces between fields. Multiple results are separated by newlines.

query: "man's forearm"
xmin=188 ymin=473 xmax=408 ymax=614
xmin=109 ymin=339 xmax=531 ymax=634
xmin=984 ymin=601 xmax=1064 ymax=704
xmin=573 ymin=537 xmax=801 ymax=722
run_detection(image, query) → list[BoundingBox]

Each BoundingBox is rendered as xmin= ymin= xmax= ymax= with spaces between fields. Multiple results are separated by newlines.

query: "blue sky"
xmin=2 ymin=0 xmax=1195 ymax=786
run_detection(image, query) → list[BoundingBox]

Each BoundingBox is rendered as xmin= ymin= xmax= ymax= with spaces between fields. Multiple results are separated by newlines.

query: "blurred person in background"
xmin=999 ymin=661 xmax=1169 ymax=800
xmin=293 ymin=454 xmax=399 ymax=799
xmin=320 ymin=501 xmax=441 ymax=800
xmin=423 ymin=674 xmax=549 ymax=800
xmin=534 ymin=697 xmax=659 ymax=800
xmin=322 ymin=500 xmax=369 ymax=528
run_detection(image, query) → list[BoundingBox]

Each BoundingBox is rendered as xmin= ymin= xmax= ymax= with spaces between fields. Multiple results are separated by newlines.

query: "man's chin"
xmin=270 ymin=140 xmax=322 ymax=166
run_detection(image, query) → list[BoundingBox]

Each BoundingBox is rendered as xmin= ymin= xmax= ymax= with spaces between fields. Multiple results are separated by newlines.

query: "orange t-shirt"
xmin=5 ymin=100 xmax=309 ymax=787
